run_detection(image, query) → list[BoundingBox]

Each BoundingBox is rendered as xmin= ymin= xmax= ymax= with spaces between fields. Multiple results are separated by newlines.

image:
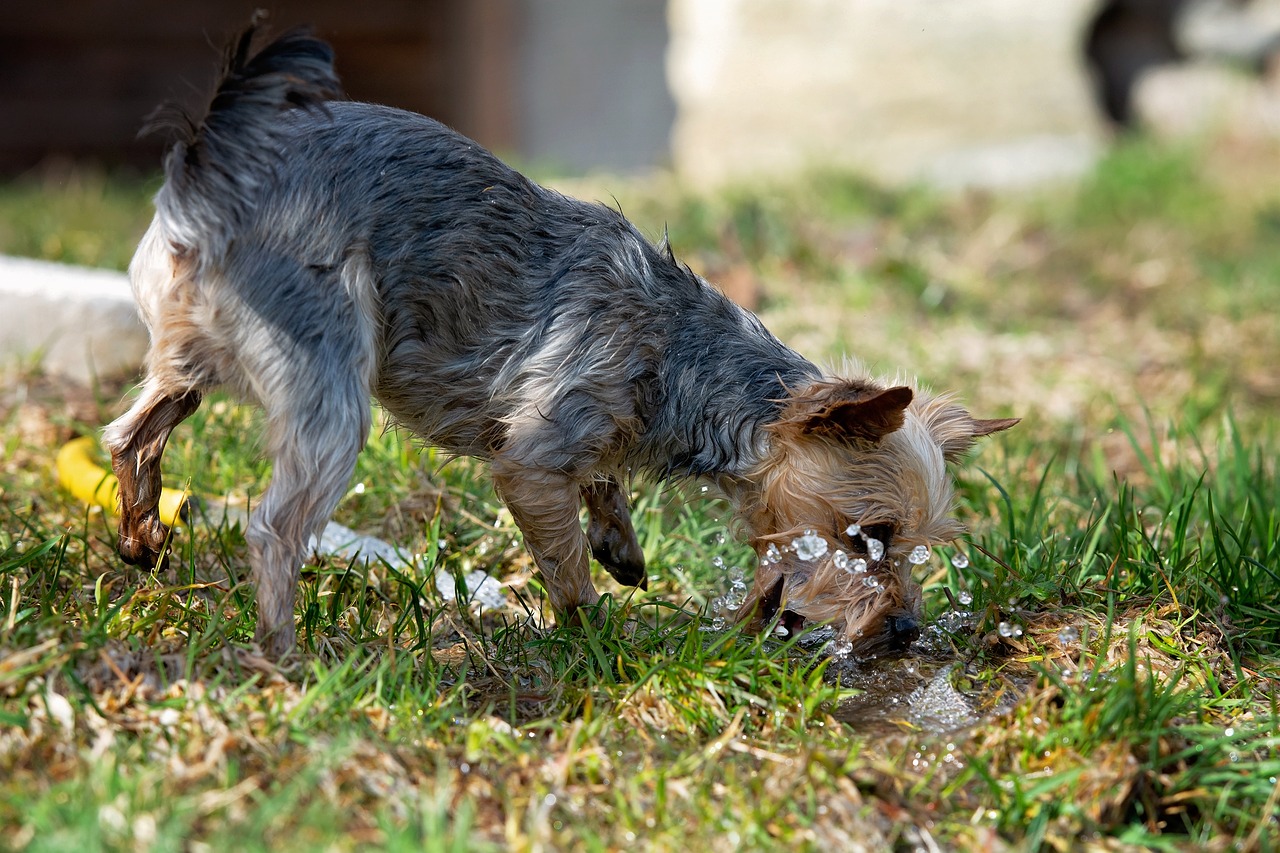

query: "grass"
xmin=2 ymin=134 xmax=1280 ymax=850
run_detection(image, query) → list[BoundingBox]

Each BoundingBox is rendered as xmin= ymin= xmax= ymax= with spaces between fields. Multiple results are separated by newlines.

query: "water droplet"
xmin=1225 ymin=727 xmax=1235 ymax=737
xmin=791 ymin=530 xmax=828 ymax=561
xmin=712 ymin=532 xmax=726 ymax=545
xmin=773 ymin=624 xmax=789 ymax=637
xmin=833 ymin=550 xmax=848 ymax=570
xmin=1058 ymin=625 xmax=1079 ymax=645
xmin=849 ymin=557 xmax=868 ymax=573
xmin=951 ymin=551 xmax=969 ymax=569
xmin=908 ymin=545 xmax=931 ymax=565
xmin=763 ymin=543 xmax=781 ymax=564
xmin=711 ymin=555 xmax=725 ymax=570
xmin=845 ymin=523 xmax=861 ymax=537
xmin=865 ymin=537 xmax=885 ymax=562
xmin=862 ymin=575 xmax=880 ymax=589
xmin=957 ymin=590 xmax=973 ymax=606
xmin=998 ymin=621 xmax=1015 ymax=638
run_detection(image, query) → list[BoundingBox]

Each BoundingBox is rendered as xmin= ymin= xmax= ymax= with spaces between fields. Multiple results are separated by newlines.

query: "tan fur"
xmin=734 ymin=384 xmax=1007 ymax=657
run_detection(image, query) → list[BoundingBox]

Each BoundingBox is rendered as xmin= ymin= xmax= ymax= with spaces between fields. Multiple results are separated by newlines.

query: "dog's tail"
xmin=145 ymin=19 xmax=341 ymax=254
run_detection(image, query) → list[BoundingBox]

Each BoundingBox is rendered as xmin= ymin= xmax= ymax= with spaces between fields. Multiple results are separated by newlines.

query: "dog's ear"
xmin=926 ymin=404 xmax=1019 ymax=462
xmin=783 ymin=381 xmax=914 ymax=443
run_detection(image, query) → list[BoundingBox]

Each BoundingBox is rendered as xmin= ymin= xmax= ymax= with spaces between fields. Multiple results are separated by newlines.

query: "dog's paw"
xmin=589 ymin=528 xmax=647 ymax=589
xmin=117 ymin=514 xmax=171 ymax=571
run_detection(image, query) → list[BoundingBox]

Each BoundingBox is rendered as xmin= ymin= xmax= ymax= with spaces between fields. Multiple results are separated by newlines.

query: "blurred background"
xmin=4 ymin=0 xmax=1280 ymax=186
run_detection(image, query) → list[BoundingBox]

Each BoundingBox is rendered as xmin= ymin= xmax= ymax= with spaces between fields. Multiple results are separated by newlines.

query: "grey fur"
xmin=145 ymin=25 xmax=340 ymax=256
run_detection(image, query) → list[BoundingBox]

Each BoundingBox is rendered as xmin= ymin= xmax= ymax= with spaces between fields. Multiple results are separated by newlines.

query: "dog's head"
xmin=737 ymin=378 xmax=1017 ymax=658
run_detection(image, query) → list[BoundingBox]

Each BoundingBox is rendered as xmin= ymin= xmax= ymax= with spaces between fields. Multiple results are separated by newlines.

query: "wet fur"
xmin=105 ymin=24 xmax=1016 ymax=658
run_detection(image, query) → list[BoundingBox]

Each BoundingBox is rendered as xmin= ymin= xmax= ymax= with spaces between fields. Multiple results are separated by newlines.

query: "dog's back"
xmin=166 ymin=79 xmax=811 ymax=476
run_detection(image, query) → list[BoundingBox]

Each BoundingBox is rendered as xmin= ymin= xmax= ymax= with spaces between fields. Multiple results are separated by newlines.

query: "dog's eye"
xmin=865 ymin=524 xmax=894 ymax=549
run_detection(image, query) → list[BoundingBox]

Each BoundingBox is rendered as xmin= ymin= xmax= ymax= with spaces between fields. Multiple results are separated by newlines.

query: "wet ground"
xmin=814 ymin=610 xmax=1029 ymax=738
xmin=829 ymin=655 xmax=997 ymax=736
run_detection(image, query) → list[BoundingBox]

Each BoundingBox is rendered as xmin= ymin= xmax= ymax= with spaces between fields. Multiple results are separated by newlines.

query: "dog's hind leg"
xmin=104 ymin=383 xmax=203 ymax=570
xmin=247 ymin=394 xmax=368 ymax=658
xmin=583 ymin=478 xmax=646 ymax=589
xmin=242 ymin=257 xmax=377 ymax=658
xmin=103 ymin=225 xmax=208 ymax=571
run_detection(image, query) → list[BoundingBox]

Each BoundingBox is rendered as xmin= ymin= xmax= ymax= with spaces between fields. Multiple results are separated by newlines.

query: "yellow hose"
xmin=56 ymin=436 xmax=189 ymax=528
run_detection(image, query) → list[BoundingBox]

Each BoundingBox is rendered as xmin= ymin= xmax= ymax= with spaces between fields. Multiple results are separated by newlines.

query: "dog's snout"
xmin=887 ymin=613 xmax=921 ymax=650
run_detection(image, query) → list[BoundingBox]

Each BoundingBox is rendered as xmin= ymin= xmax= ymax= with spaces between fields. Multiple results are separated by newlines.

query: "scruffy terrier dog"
xmin=105 ymin=25 xmax=1016 ymax=659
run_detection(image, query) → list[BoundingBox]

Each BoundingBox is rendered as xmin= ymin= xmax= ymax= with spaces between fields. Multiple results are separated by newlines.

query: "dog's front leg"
xmin=493 ymin=466 xmax=600 ymax=620
xmin=103 ymin=385 xmax=203 ymax=570
xmin=583 ymin=479 xmax=646 ymax=589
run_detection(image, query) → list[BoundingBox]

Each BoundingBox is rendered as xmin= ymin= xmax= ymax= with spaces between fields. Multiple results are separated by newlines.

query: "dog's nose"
xmin=887 ymin=613 xmax=920 ymax=650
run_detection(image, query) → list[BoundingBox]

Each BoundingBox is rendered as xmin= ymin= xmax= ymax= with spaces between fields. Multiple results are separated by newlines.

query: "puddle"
xmin=825 ymin=610 xmax=1027 ymax=738
xmin=830 ymin=656 xmax=978 ymax=737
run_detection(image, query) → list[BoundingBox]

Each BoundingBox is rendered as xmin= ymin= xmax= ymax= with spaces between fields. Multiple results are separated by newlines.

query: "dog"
xmin=104 ymin=24 xmax=1017 ymax=660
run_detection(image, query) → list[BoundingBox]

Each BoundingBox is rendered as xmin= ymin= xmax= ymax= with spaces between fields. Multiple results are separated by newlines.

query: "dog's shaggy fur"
xmin=105 ymin=25 xmax=1016 ymax=659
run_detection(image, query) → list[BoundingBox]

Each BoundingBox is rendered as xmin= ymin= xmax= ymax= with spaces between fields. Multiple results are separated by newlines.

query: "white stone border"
xmin=0 ymin=255 xmax=147 ymax=383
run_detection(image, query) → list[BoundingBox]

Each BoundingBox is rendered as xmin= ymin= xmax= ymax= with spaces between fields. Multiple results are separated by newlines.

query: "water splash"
xmin=908 ymin=545 xmax=931 ymax=565
xmin=997 ymin=621 xmax=1024 ymax=639
xmin=908 ymin=664 xmax=979 ymax=731
xmin=709 ymin=564 xmax=750 ymax=622
xmin=792 ymin=530 xmax=829 ymax=561
xmin=828 ymin=636 xmax=855 ymax=658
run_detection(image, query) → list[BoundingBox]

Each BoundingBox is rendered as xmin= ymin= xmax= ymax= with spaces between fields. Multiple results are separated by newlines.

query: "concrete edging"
xmin=0 ymin=254 xmax=147 ymax=383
